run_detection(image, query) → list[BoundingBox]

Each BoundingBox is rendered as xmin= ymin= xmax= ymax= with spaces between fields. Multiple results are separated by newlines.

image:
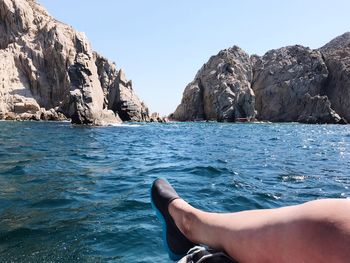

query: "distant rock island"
xmin=0 ymin=0 xmax=150 ymax=125
xmin=171 ymin=33 xmax=350 ymax=124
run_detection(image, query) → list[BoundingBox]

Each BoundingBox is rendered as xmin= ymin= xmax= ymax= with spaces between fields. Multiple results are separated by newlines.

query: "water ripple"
xmin=0 ymin=122 xmax=349 ymax=262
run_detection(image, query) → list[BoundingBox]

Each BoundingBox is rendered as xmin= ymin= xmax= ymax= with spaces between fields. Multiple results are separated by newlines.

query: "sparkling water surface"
xmin=0 ymin=122 xmax=349 ymax=262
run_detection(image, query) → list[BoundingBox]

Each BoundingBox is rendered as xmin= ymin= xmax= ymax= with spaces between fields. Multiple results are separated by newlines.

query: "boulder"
xmin=4 ymin=112 xmax=16 ymax=120
xmin=172 ymin=46 xmax=256 ymax=122
xmin=18 ymin=112 xmax=37 ymax=121
xmin=38 ymin=108 xmax=67 ymax=121
xmin=150 ymin=112 xmax=168 ymax=123
xmin=93 ymin=110 xmax=122 ymax=126
xmin=297 ymin=94 xmax=346 ymax=124
xmin=24 ymin=100 xmax=41 ymax=113
xmin=319 ymin=32 xmax=350 ymax=122
xmin=13 ymin=99 xmax=40 ymax=114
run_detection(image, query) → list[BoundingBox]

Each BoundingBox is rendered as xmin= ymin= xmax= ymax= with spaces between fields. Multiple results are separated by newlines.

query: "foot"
xmin=151 ymin=178 xmax=196 ymax=261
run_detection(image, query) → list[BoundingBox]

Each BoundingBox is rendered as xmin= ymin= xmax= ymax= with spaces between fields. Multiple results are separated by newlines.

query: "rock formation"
xmin=172 ymin=33 xmax=350 ymax=124
xmin=172 ymin=46 xmax=256 ymax=122
xmin=0 ymin=0 xmax=149 ymax=125
xmin=149 ymin=112 xmax=168 ymax=123
xmin=251 ymin=45 xmax=342 ymax=123
xmin=319 ymin=32 xmax=350 ymax=122
xmin=95 ymin=54 xmax=149 ymax=122
xmin=297 ymin=94 xmax=343 ymax=124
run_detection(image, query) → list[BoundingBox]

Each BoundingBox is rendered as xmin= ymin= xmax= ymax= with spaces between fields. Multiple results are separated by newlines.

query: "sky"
xmin=38 ymin=0 xmax=350 ymax=115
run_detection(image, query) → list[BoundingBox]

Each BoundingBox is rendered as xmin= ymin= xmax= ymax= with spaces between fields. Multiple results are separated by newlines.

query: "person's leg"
xmin=169 ymin=198 xmax=350 ymax=263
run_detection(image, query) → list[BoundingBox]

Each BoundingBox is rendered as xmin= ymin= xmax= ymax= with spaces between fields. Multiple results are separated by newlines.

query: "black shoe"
xmin=151 ymin=178 xmax=196 ymax=261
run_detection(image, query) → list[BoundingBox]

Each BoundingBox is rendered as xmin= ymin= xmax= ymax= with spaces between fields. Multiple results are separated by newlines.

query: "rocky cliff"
xmin=251 ymin=45 xmax=342 ymax=123
xmin=172 ymin=46 xmax=256 ymax=122
xmin=172 ymin=33 xmax=350 ymax=124
xmin=0 ymin=0 xmax=149 ymax=124
xmin=319 ymin=32 xmax=350 ymax=122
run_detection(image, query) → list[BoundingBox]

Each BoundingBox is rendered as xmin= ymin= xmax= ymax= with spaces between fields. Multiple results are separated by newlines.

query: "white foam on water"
xmin=109 ymin=123 xmax=141 ymax=127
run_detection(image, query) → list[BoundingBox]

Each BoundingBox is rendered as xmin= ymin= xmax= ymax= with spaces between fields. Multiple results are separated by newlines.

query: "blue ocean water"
xmin=0 ymin=121 xmax=349 ymax=262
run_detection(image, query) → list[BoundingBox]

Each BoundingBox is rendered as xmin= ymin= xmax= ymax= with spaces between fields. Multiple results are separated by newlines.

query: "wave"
xmin=109 ymin=123 xmax=141 ymax=127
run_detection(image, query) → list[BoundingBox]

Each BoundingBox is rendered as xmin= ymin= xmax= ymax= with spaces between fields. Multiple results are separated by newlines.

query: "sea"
xmin=0 ymin=121 xmax=349 ymax=262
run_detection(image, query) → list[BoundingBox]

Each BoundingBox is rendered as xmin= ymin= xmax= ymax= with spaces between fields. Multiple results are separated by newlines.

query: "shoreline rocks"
xmin=0 ymin=0 xmax=149 ymax=125
xmin=172 ymin=33 xmax=350 ymax=124
xmin=149 ymin=112 xmax=168 ymax=123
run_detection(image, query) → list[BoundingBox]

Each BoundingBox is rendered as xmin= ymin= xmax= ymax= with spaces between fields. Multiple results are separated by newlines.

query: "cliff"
xmin=172 ymin=33 xmax=350 ymax=124
xmin=0 ymin=0 xmax=149 ymax=124
xmin=172 ymin=46 xmax=256 ymax=122
xmin=319 ymin=32 xmax=350 ymax=122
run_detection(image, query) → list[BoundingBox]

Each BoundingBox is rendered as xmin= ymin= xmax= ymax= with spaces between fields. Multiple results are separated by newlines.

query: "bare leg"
xmin=169 ymin=198 xmax=350 ymax=263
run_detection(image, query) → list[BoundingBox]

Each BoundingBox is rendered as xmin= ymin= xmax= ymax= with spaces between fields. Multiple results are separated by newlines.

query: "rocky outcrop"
xmin=297 ymin=94 xmax=344 ymax=124
xmin=251 ymin=45 xmax=341 ymax=123
xmin=319 ymin=32 xmax=350 ymax=122
xmin=149 ymin=112 xmax=168 ymax=123
xmin=64 ymin=50 xmax=120 ymax=125
xmin=170 ymin=80 xmax=205 ymax=121
xmin=172 ymin=46 xmax=256 ymax=122
xmin=0 ymin=0 xmax=149 ymax=125
xmin=95 ymin=54 xmax=149 ymax=122
xmin=173 ymin=34 xmax=350 ymax=124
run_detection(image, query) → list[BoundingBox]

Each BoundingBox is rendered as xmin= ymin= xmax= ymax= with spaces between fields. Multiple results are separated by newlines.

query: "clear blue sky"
xmin=38 ymin=0 xmax=349 ymax=115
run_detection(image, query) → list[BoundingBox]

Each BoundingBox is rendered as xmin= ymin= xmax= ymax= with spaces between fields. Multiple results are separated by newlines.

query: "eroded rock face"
xmin=251 ymin=45 xmax=341 ymax=123
xmin=297 ymin=94 xmax=343 ymax=124
xmin=173 ymin=36 xmax=350 ymax=124
xmin=0 ymin=0 xmax=148 ymax=124
xmin=320 ymin=32 xmax=350 ymax=122
xmin=171 ymin=80 xmax=205 ymax=121
xmin=172 ymin=46 xmax=256 ymax=121
xmin=95 ymin=54 xmax=149 ymax=122
xmin=65 ymin=50 xmax=120 ymax=125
